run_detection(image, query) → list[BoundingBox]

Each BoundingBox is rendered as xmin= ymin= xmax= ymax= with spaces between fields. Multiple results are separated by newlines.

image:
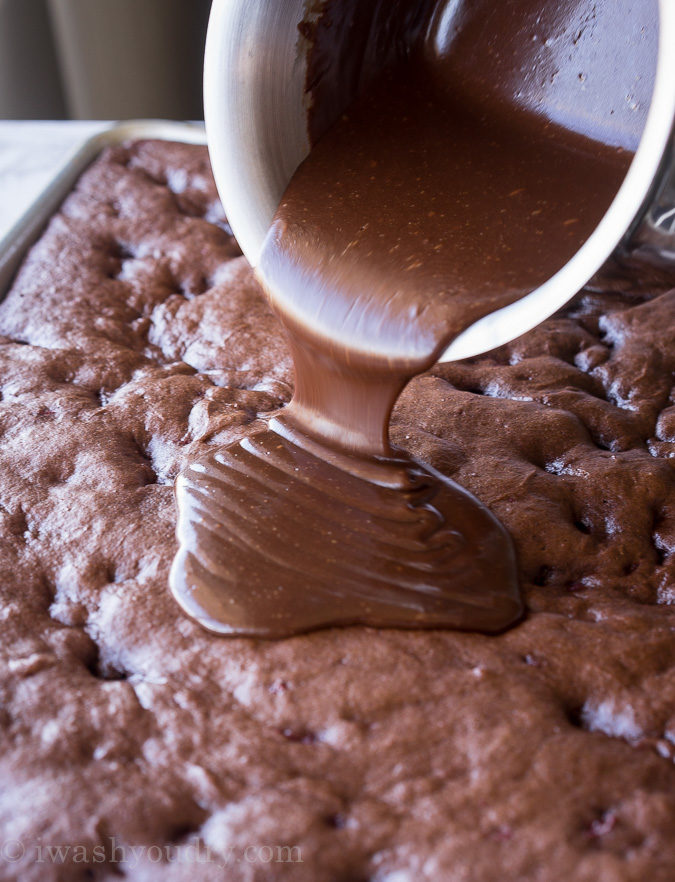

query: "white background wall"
xmin=0 ymin=0 xmax=211 ymax=120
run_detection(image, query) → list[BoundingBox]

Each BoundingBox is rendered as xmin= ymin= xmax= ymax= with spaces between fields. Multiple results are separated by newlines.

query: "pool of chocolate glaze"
xmin=171 ymin=0 xmax=658 ymax=639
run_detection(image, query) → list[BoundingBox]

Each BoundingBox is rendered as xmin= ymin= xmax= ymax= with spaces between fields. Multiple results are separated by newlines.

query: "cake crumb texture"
xmin=0 ymin=140 xmax=673 ymax=881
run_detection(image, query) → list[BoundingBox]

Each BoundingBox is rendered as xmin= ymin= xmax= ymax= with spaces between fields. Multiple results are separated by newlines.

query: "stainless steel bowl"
xmin=204 ymin=0 xmax=675 ymax=361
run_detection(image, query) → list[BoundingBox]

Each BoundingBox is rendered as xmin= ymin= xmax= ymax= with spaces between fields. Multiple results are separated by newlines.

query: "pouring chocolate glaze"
xmin=171 ymin=0 xmax=662 ymax=637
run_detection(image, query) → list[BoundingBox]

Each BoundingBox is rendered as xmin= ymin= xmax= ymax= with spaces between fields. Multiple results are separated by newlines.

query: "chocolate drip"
xmin=171 ymin=0 xmax=656 ymax=637
xmin=172 ymin=419 xmax=521 ymax=637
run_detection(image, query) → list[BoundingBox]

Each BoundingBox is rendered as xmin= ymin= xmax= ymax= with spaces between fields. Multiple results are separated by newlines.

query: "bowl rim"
xmin=203 ymin=0 xmax=675 ymax=362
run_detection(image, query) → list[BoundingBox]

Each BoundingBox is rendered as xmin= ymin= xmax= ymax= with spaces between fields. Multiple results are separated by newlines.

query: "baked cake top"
xmin=0 ymin=140 xmax=673 ymax=881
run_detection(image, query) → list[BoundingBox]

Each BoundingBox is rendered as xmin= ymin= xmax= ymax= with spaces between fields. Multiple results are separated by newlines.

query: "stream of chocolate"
xmin=171 ymin=0 xmax=655 ymax=637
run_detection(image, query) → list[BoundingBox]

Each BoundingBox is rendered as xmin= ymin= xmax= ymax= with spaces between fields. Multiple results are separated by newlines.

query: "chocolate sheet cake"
xmin=0 ymin=140 xmax=674 ymax=881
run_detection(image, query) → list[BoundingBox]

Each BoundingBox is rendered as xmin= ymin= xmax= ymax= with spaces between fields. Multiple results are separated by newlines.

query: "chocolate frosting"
xmin=171 ymin=0 xmax=656 ymax=638
xmin=172 ymin=418 xmax=520 ymax=637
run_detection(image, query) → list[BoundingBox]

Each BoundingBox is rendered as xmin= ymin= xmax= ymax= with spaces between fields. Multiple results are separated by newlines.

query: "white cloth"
xmin=0 ymin=121 xmax=108 ymax=240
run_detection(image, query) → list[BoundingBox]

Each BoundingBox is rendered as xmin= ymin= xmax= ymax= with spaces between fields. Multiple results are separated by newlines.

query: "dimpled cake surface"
xmin=0 ymin=140 xmax=674 ymax=881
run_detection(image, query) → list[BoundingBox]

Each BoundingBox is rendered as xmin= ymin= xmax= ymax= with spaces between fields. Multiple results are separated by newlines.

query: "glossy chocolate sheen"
xmin=172 ymin=0 xmax=656 ymax=637
xmin=172 ymin=418 xmax=520 ymax=637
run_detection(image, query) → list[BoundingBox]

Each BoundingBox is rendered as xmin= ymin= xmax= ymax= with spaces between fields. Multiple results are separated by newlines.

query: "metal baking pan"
xmin=0 ymin=120 xmax=207 ymax=298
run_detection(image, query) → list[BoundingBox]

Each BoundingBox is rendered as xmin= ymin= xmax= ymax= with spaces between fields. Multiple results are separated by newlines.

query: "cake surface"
xmin=0 ymin=140 xmax=674 ymax=881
